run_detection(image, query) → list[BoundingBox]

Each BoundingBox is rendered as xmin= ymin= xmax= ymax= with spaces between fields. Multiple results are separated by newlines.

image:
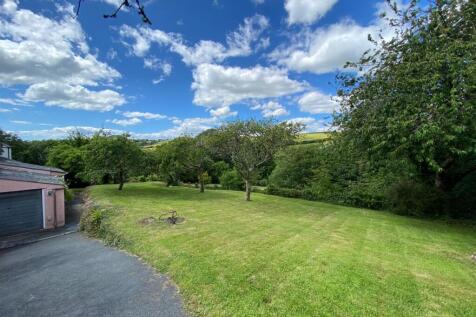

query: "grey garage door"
xmin=0 ymin=190 xmax=43 ymax=236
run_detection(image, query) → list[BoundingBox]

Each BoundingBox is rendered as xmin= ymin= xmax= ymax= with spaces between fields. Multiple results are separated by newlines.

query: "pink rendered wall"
xmin=55 ymin=189 xmax=65 ymax=227
xmin=0 ymin=180 xmax=65 ymax=230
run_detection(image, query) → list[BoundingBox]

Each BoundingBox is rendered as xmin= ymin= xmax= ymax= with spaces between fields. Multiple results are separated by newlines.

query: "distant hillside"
xmin=296 ymin=132 xmax=332 ymax=144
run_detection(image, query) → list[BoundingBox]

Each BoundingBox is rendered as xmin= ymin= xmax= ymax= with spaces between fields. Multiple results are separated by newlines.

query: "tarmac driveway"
xmin=0 ymin=233 xmax=186 ymax=317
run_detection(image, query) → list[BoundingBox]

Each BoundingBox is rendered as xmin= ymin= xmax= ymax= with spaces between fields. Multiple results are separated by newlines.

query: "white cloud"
xmin=209 ymin=106 xmax=237 ymax=118
xmin=143 ymin=57 xmax=172 ymax=75
xmin=272 ymin=1 xmax=398 ymax=74
xmin=251 ymin=101 xmax=289 ymax=117
xmin=0 ymin=1 xmax=124 ymax=111
xmin=298 ymin=91 xmax=338 ymax=114
xmin=287 ymin=117 xmax=331 ymax=132
xmin=10 ymin=120 xmax=31 ymax=124
xmin=107 ymin=48 xmax=118 ymax=60
xmin=135 ymin=117 xmax=221 ymax=139
xmin=251 ymin=0 xmax=265 ymax=4
xmin=285 ymin=0 xmax=338 ymax=25
xmin=102 ymin=0 xmax=125 ymax=6
xmin=121 ymin=111 xmax=167 ymax=120
xmin=0 ymin=97 xmax=27 ymax=106
xmin=111 ymin=117 xmax=142 ymax=126
xmin=192 ymin=64 xmax=306 ymax=108
xmin=22 ymin=82 xmax=125 ymax=112
xmin=10 ymin=126 xmax=126 ymax=140
xmin=14 ymin=117 xmax=220 ymax=141
xmin=119 ymin=14 xmax=269 ymax=66
xmin=143 ymin=57 xmax=172 ymax=85
xmin=0 ymin=107 xmax=12 ymax=112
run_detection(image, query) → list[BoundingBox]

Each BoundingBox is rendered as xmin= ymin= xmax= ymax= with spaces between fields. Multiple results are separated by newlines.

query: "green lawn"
xmin=88 ymin=183 xmax=476 ymax=317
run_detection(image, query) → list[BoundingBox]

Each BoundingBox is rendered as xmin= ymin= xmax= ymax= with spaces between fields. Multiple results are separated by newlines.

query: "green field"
xmin=297 ymin=132 xmax=331 ymax=142
xmin=88 ymin=183 xmax=476 ymax=317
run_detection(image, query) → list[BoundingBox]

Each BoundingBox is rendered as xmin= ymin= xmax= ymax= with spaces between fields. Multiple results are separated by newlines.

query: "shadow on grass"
xmin=97 ymin=183 xmax=240 ymax=202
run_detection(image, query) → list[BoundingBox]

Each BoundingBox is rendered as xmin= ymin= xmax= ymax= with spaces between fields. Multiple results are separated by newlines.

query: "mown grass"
xmin=88 ymin=182 xmax=476 ymax=317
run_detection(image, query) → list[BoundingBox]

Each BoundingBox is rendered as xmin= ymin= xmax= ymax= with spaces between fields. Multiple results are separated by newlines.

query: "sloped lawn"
xmin=88 ymin=183 xmax=476 ymax=317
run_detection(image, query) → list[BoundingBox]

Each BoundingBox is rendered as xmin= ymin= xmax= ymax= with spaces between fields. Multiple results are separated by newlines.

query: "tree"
xmin=47 ymin=143 xmax=88 ymax=188
xmin=83 ymin=133 xmax=142 ymax=190
xmin=269 ymin=143 xmax=324 ymax=190
xmin=178 ymin=136 xmax=213 ymax=193
xmin=336 ymin=0 xmax=476 ymax=196
xmin=0 ymin=129 xmax=28 ymax=160
xmin=217 ymin=120 xmax=302 ymax=201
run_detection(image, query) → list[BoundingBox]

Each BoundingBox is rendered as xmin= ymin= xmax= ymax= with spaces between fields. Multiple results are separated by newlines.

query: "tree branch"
xmin=76 ymin=0 xmax=152 ymax=25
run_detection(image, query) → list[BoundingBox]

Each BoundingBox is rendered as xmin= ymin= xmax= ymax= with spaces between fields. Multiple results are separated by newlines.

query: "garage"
xmin=0 ymin=190 xmax=43 ymax=236
xmin=1 ymin=144 xmax=67 ymax=236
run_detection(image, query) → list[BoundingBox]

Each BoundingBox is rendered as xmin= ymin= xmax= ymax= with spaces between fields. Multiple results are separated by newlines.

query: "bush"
xmin=387 ymin=180 xmax=443 ymax=217
xmin=80 ymin=208 xmax=110 ymax=236
xmin=256 ymin=179 xmax=268 ymax=187
xmin=220 ymin=169 xmax=244 ymax=190
xmin=268 ymin=144 xmax=323 ymax=189
xmin=146 ymin=174 xmax=160 ymax=182
xmin=266 ymin=185 xmax=305 ymax=199
xmin=445 ymin=170 xmax=476 ymax=219
xmin=64 ymin=188 xmax=74 ymax=203
xmin=129 ymin=175 xmax=147 ymax=183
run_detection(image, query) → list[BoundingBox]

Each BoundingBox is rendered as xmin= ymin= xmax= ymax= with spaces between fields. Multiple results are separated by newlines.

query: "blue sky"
xmin=0 ymin=0 xmax=397 ymax=140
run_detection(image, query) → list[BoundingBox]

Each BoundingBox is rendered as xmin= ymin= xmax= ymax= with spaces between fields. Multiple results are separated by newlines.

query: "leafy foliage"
xmin=216 ymin=119 xmax=302 ymax=201
xmin=83 ymin=133 xmax=143 ymax=190
xmin=337 ymin=0 xmax=476 ymax=192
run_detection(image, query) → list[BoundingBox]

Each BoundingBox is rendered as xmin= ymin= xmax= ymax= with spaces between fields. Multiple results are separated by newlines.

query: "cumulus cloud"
xmin=0 ymin=0 xmax=124 ymax=111
xmin=272 ymin=1 xmax=399 ymax=74
xmin=192 ymin=64 xmax=306 ymax=108
xmin=9 ymin=115 xmax=224 ymax=140
xmin=251 ymin=101 xmax=289 ymax=117
xmin=143 ymin=57 xmax=172 ymax=84
xmin=136 ymin=117 xmax=222 ymax=139
xmin=0 ymin=108 xmax=13 ymax=112
xmin=297 ymin=91 xmax=338 ymax=114
xmin=111 ymin=117 xmax=142 ymax=126
xmin=10 ymin=126 xmax=126 ymax=140
xmin=121 ymin=111 xmax=167 ymax=120
xmin=285 ymin=0 xmax=338 ymax=25
xmin=209 ymin=106 xmax=237 ymax=118
xmin=119 ymin=14 xmax=269 ymax=66
xmin=22 ymin=82 xmax=125 ymax=112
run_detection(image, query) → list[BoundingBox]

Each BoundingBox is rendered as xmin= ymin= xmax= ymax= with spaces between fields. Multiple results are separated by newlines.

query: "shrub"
xmin=80 ymin=208 xmax=110 ymax=236
xmin=387 ymin=180 xmax=443 ymax=217
xmin=256 ymin=179 xmax=268 ymax=187
xmin=269 ymin=143 xmax=323 ymax=189
xmin=64 ymin=188 xmax=74 ymax=203
xmin=220 ymin=169 xmax=244 ymax=190
xmin=146 ymin=174 xmax=160 ymax=182
xmin=266 ymin=185 xmax=306 ymax=199
xmin=445 ymin=170 xmax=476 ymax=219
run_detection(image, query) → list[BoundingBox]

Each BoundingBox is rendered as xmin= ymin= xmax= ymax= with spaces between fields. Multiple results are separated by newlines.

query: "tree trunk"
xmin=434 ymin=157 xmax=455 ymax=192
xmin=199 ymin=176 xmax=205 ymax=193
xmin=245 ymin=179 xmax=251 ymax=201
xmin=118 ymin=171 xmax=124 ymax=190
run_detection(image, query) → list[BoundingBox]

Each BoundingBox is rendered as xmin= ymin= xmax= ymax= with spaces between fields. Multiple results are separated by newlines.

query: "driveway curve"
xmin=0 ymin=233 xmax=186 ymax=317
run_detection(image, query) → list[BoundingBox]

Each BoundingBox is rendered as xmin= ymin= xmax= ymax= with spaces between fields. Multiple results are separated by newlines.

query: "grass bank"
xmin=86 ymin=182 xmax=476 ymax=316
